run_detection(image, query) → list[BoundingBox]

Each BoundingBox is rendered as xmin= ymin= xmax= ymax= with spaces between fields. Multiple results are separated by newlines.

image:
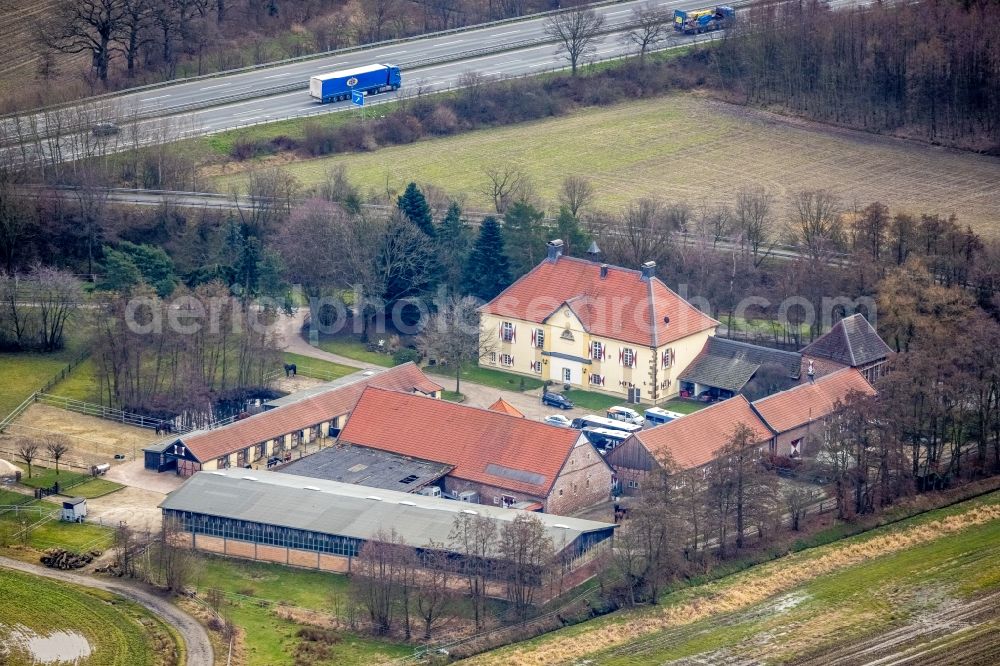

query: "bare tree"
xmin=32 ymin=266 xmax=82 ymax=352
xmin=790 ymin=189 xmax=844 ymax=260
xmin=413 ymin=541 xmax=453 ymax=640
xmin=734 ymin=185 xmax=774 ymax=267
xmin=116 ymin=0 xmax=154 ymax=78
xmin=234 ymin=168 xmax=300 ymax=240
xmin=16 ymin=440 xmax=39 ymax=479
xmin=623 ymin=3 xmax=671 ymax=64
xmin=449 ymin=511 xmax=498 ymax=630
xmin=481 ymin=164 xmax=527 ymax=214
xmin=38 ymin=0 xmax=126 ymax=82
xmin=559 ymin=175 xmax=595 ymax=218
xmin=416 ymin=296 xmax=497 ymax=394
xmin=499 ymin=513 xmax=553 ymax=616
xmin=158 ymin=515 xmax=198 ymax=593
xmin=608 ymin=198 xmax=676 ymax=268
xmin=545 ymin=7 xmax=606 ymax=76
xmin=45 ymin=436 xmax=71 ymax=477
xmin=352 ymin=527 xmax=409 ymax=635
xmin=0 ymin=178 xmax=31 ymax=274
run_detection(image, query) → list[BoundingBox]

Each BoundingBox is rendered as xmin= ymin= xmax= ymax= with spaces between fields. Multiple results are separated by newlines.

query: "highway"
xmin=1 ymin=0 xmax=739 ymax=155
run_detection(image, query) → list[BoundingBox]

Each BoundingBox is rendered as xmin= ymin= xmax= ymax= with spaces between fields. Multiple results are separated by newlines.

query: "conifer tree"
xmin=437 ymin=201 xmax=470 ymax=294
xmin=397 ymin=182 xmax=435 ymax=237
xmin=464 ymin=217 xmax=511 ymax=301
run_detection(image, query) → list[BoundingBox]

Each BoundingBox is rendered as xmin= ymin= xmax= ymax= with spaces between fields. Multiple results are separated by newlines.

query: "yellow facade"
xmin=482 ymin=310 xmax=715 ymax=404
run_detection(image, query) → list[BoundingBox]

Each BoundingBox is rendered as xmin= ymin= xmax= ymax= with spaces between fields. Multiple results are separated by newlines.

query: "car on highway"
xmin=544 ymin=414 xmax=573 ymax=428
xmin=541 ymin=391 xmax=574 ymax=410
xmin=92 ymin=122 xmax=120 ymax=137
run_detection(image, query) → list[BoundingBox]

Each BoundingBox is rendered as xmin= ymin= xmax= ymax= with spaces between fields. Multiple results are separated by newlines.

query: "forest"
xmin=714 ymin=0 xmax=1000 ymax=151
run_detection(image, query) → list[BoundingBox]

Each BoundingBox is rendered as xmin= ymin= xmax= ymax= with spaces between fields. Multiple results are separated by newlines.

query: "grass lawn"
xmin=661 ymin=398 xmax=708 ymax=415
xmin=426 ymin=363 xmax=545 ymax=393
xmin=192 ymin=555 xmax=410 ymax=665
xmin=216 ymin=94 xmax=1000 ymax=237
xmin=464 ymin=491 xmax=1000 ymax=666
xmin=15 ymin=464 xmax=89 ymax=491
xmin=282 ymin=352 xmax=359 ymax=381
xmin=315 ymin=336 xmax=395 ymax=368
xmin=0 ymin=568 xmax=182 ymax=666
xmin=560 ymin=389 xmax=622 ymax=412
xmin=68 ymin=477 xmax=126 ymax=499
xmin=441 ymin=390 xmax=465 ymax=402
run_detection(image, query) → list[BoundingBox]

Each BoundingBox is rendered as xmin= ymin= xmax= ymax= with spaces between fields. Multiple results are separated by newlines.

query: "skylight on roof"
xmin=398 ymin=501 xmax=416 ymax=506
xmin=366 ymin=495 xmax=382 ymax=501
xmin=553 ymin=523 xmax=570 ymax=529
xmin=243 ymin=476 xmax=257 ymax=481
xmin=303 ymin=486 xmax=321 ymax=491
xmin=461 ymin=509 xmax=478 ymax=515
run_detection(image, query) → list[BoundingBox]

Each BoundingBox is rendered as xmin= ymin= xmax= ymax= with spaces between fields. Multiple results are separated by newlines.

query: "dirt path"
xmin=0 ymin=555 xmax=213 ymax=666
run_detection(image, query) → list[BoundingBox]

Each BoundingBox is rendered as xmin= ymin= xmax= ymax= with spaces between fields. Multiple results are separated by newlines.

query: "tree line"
xmin=714 ymin=0 xmax=1000 ymax=151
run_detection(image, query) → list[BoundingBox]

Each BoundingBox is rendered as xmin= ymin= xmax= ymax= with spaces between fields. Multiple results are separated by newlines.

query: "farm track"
xmin=0 ymin=554 xmax=212 ymax=666
xmin=792 ymin=590 xmax=1000 ymax=666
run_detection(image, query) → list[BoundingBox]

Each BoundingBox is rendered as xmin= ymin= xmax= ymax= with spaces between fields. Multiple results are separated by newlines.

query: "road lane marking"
xmin=263 ymin=73 xmax=287 ymax=79
xmin=435 ymin=40 xmax=463 ymax=46
xmin=199 ymin=83 xmax=230 ymax=90
xmin=492 ymin=31 xmax=519 ymax=37
xmin=141 ymin=95 xmax=171 ymax=101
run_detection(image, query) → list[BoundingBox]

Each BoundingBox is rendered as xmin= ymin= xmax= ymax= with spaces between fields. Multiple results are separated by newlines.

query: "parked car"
xmin=607 ymin=406 xmax=645 ymax=425
xmin=544 ymin=414 xmax=573 ymax=428
xmin=541 ymin=391 xmax=574 ymax=410
xmin=92 ymin=122 xmax=119 ymax=136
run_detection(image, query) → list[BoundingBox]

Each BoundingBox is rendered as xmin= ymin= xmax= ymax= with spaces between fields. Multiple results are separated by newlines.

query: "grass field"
xmin=217 ymin=94 xmax=1000 ymax=236
xmin=47 ymin=357 xmax=103 ymax=404
xmin=0 ymin=349 xmax=81 ymax=421
xmin=281 ymin=352 xmax=359 ymax=380
xmin=462 ymin=491 xmax=1000 ymax=666
xmin=0 ymin=567 xmax=180 ymax=666
xmin=0 ymin=489 xmax=114 ymax=553
xmin=192 ymin=555 xmax=411 ymax=665
xmin=315 ymin=336 xmax=396 ymax=367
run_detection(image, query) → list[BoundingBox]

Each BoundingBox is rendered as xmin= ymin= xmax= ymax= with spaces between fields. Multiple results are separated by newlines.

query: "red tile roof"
xmin=627 ymin=396 xmax=773 ymax=471
xmin=488 ymin=398 xmax=524 ymax=418
xmin=482 ymin=255 xmax=718 ymax=346
xmin=753 ymin=368 xmax=875 ymax=434
xmin=339 ymin=387 xmax=585 ymax=497
xmin=181 ymin=363 xmax=441 ymax=463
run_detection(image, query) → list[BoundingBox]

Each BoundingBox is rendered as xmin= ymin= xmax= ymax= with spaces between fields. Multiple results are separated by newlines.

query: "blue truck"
xmin=673 ymin=6 xmax=735 ymax=34
xmin=309 ymin=63 xmax=402 ymax=104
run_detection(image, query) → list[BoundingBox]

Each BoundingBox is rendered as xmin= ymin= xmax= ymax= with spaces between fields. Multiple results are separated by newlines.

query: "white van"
xmin=644 ymin=407 xmax=685 ymax=426
xmin=607 ymin=406 xmax=644 ymax=425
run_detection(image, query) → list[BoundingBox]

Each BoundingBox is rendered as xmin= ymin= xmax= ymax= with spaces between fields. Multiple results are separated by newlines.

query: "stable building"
xmin=678 ymin=336 xmax=802 ymax=402
xmin=753 ymin=367 xmax=876 ymax=458
xmin=480 ymin=240 xmax=719 ymax=404
xmin=606 ymin=396 xmax=774 ymax=495
xmin=160 ymin=469 xmax=616 ymax=580
xmin=143 ymin=363 xmax=442 ymax=476
xmin=338 ymin=386 xmax=615 ymax=515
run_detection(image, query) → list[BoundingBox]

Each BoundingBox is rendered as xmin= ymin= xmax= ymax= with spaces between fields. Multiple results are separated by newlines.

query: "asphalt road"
xmin=0 ymin=555 xmax=214 ymax=666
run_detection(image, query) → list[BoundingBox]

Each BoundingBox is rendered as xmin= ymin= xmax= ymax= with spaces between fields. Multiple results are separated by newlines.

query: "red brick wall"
xmin=546 ymin=442 xmax=613 ymax=515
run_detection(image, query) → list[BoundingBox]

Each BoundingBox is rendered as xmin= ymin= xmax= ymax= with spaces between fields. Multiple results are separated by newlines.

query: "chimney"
xmin=641 ymin=261 xmax=656 ymax=281
xmin=600 ymin=263 xmax=609 ymax=279
xmin=587 ymin=240 xmax=602 ymax=262
xmin=807 ymin=359 xmax=815 ymax=383
xmin=547 ymin=239 xmax=564 ymax=262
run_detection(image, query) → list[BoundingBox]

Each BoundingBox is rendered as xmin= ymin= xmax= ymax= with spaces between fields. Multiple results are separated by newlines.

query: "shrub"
xmin=426 ymin=104 xmax=459 ymax=134
xmin=302 ymin=121 xmax=337 ymax=156
xmin=230 ymin=134 xmax=275 ymax=160
xmin=392 ymin=347 xmax=421 ymax=366
xmin=373 ymin=112 xmax=423 ymax=144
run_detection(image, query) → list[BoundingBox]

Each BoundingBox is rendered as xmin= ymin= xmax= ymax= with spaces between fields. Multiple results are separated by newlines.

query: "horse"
xmin=284 ymin=363 xmax=297 ymax=377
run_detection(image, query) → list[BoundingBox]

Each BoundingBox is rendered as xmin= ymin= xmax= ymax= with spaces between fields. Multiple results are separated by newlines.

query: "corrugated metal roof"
xmin=159 ymin=469 xmax=615 ymax=552
xmin=276 ymin=445 xmax=452 ymax=492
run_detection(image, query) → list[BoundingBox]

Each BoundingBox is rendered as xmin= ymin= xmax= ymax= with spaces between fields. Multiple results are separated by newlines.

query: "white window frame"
xmin=500 ymin=353 xmax=514 ymax=367
xmin=562 ymin=367 xmax=572 ymax=383
xmin=489 ymin=352 xmax=497 ymax=364
xmin=591 ymin=341 xmax=603 ymax=360
xmin=622 ymin=348 xmax=635 ymax=368
xmin=535 ymin=328 xmax=544 ymax=349
xmin=590 ymin=373 xmax=603 ymax=386
xmin=501 ymin=321 xmax=514 ymax=343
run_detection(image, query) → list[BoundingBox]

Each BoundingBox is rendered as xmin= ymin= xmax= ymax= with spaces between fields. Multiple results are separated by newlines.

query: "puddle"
xmin=2 ymin=624 xmax=92 ymax=664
